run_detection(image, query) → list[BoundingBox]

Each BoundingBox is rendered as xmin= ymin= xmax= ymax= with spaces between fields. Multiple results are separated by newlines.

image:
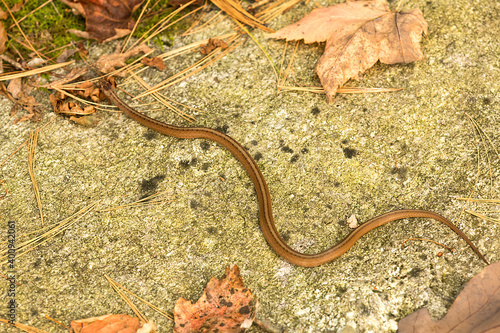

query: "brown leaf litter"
xmin=174 ymin=265 xmax=255 ymax=333
xmin=398 ymin=260 xmax=500 ymax=332
xmin=61 ymin=0 xmax=145 ymax=43
xmin=267 ymin=0 xmax=428 ymax=102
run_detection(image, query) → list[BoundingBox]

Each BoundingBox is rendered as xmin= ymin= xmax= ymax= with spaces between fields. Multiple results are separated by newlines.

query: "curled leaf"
xmin=267 ymin=0 xmax=428 ymax=102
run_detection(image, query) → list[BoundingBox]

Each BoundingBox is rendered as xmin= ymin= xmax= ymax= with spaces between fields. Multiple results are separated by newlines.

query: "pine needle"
xmin=0 ymin=0 xmax=44 ymax=59
xmin=211 ymin=0 xmax=273 ymax=32
xmin=121 ymin=32 xmax=237 ymax=84
xmin=133 ymin=34 xmax=243 ymax=100
xmin=401 ymin=238 xmax=454 ymax=252
xmin=454 ymin=113 xmax=499 ymax=227
xmin=0 ymin=201 xmax=99 ymax=265
xmin=233 ymin=19 xmax=279 ymax=81
xmin=0 ymin=319 xmax=48 ymax=333
xmin=256 ymin=0 xmax=302 ymax=23
xmin=121 ymin=0 xmax=153 ymax=52
xmin=455 ymin=198 xmax=500 ymax=204
xmin=105 ymin=275 xmax=174 ymax=321
xmin=277 ymin=85 xmax=403 ymax=94
xmin=278 ymin=41 xmax=298 ymax=93
xmin=465 ymin=210 xmax=500 ymax=223
xmin=0 ymin=138 xmax=28 ymax=169
xmin=50 ymin=87 xmax=115 ymax=111
xmin=129 ymin=72 xmax=197 ymax=122
xmin=464 ymin=112 xmax=500 ymax=197
xmin=43 ymin=315 xmax=70 ymax=330
xmin=28 ymin=129 xmax=44 ymax=226
xmin=0 ymin=61 xmax=74 ymax=81
xmin=104 ymin=275 xmax=153 ymax=328
xmin=8 ymin=0 xmax=55 ymax=29
xmin=0 ymin=116 xmax=57 ymax=168
xmin=125 ymin=0 xmax=202 ymax=52
xmin=181 ymin=3 xmax=223 ymax=36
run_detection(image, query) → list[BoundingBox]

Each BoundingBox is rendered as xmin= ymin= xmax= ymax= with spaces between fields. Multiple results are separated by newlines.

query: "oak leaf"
xmin=398 ymin=260 xmax=500 ymax=332
xmin=267 ymin=0 xmax=428 ymax=102
xmin=62 ymin=0 xmax=144 ymax=43
xmin=174 ymin=265 xmax=255 ymax=332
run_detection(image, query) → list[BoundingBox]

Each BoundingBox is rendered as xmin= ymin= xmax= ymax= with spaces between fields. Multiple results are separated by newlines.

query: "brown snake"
xmin=99 ymin=79 xmax=488 ymax=267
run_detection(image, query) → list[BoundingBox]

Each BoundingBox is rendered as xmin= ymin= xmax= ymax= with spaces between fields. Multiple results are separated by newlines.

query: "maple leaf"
xmin=398 ymin=260 xmax=500 ymax=332
xmin=267 ymin=0 xmax=428 ymax=102
xmin=61 ymin=0 xmax=144 ymax=43
xmin=174 ymin=265 xmax=255 ymax=333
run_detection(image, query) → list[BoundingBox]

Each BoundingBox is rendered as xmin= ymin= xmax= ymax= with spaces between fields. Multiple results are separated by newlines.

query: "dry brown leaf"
xmin=141 ymin=57 xmax=166 ymax=71
xmin=90 ymin=87 xmax=101 ymax=102
xmin=44 ymin=68 xmax=88 ymax=89
xmin=0 ymin=22 xmax=7 ymax=55
xmin=174 ymin=265 xmax=255 ymax=332
xmin=7 ymin=77 xmax=22 ymax=99
xmin=267 ymin=0 xmax=428 ymax=102
xmin=13 ymin=91 xmax=42 ymax=123
xmin=95 ymin=43 xmax=152 ymax=74
xmin=49 ymin=93 xmax=61 ymax=110
xmin=200 ymin=38 xmax=228 ymax=55
xmin=56 ymin=102 xmax=96 ymax=116
xmin=50 ymin=80 xmax=98 ymax=116
xmin=77 ymin=41 xmax=89 ymax=57
xmin=12 ymin=113 xmax=34 ymax=124
xmin=57 ymin=48 xmax=79 ymax=63
xmin=70 ymin=115 xmax=100 ymax=127
xmin=70 ymin=314 xmax=142 ymax=333
xmin=398 ymin=260 xmax=500 ymax=332
xmin=62 ymin=0 xmax=144 ymax=43
xmin=10 ymin=2 xmax=23 ymax=13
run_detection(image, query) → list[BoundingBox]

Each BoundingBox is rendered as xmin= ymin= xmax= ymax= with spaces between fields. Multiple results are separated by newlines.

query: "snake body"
xmin=100 ymin=80 xmax=488 ymax=267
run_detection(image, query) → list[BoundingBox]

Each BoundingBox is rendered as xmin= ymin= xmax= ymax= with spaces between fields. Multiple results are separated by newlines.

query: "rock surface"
xmin=0 ymin=0 xmax=499 ymax=332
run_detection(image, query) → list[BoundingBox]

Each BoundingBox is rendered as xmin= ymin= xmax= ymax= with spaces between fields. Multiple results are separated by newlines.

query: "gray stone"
xmin=0 ymin=0 xmax=499 ymax=332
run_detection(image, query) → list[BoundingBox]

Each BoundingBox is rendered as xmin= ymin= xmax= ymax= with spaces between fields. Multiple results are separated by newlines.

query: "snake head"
xmin=98 ymin=78 xmax=114 ymax=92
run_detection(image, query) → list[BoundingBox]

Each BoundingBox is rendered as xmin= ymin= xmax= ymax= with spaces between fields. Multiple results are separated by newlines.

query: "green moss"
xmin=2 ymin=0 xmax=85 ymax=57
xmin=132 ymin=1 xmax=191 ymax=46
xmin=1 ymin=0 xmax=192 ymax=59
